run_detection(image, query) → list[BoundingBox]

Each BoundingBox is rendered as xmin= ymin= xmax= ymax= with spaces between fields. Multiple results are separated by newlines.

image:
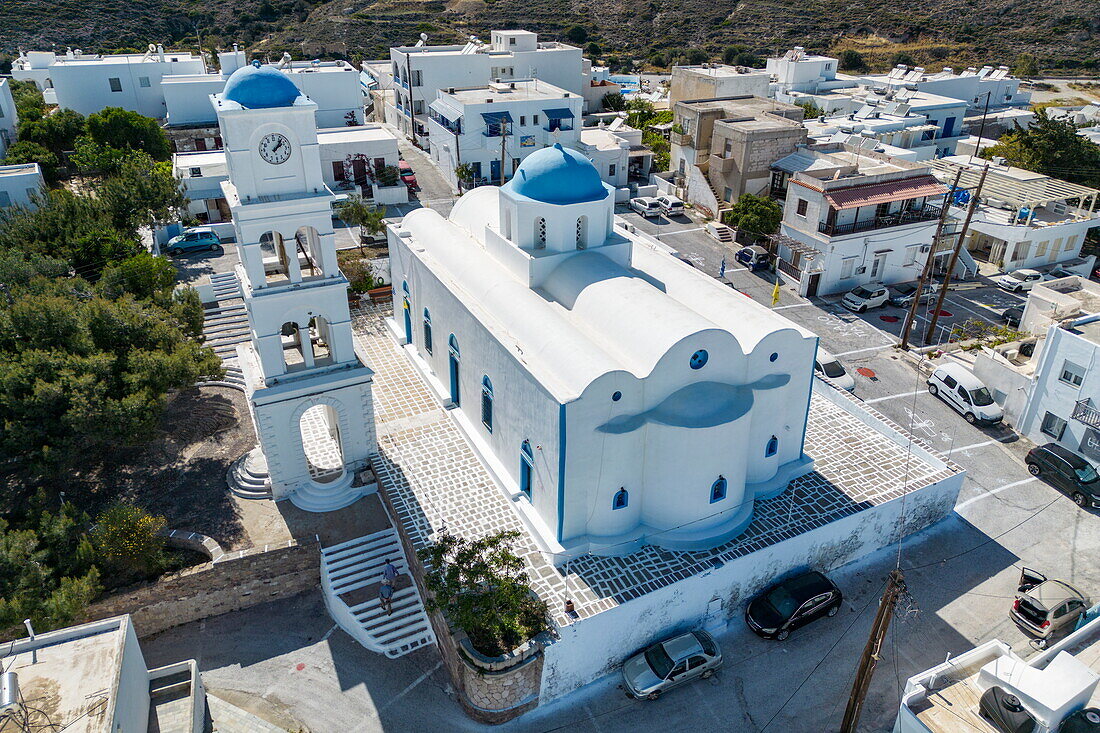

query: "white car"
xmin=814 ymin=349 xmax=855 ymax=392
xmin=927 ymin=362 xmax=1003 ymax=425
xmin=841 ymin=284 xmax=889 ymax=313
xmin=996 ymin=269 xmax=1043 ymax=292
xmin=630 ymin=197 xmax=662 ymax=218
xmin=1042 ymin=266 xmax=1077 ymax=281
xmin=655 ymin=194 xmax=685 ymax=217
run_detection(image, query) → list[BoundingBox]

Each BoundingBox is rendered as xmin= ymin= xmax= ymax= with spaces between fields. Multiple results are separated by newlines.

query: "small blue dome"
xmin=504 ymin=144 xmax=607 ymax=205
xmin=223 ymin=62 xmax=301 ymax=109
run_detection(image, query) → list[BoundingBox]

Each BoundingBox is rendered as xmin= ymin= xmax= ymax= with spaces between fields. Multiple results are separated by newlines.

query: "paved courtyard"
xmin=352 ymin=303 xmax=959 ymax=622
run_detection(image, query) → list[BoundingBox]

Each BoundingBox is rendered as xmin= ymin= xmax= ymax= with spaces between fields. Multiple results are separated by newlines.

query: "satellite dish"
xmin=420 ymin=33 xmax=428 ymax=42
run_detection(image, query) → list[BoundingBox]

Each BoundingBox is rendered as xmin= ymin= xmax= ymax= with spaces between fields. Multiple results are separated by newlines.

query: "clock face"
xmin=258 ymin=133 xmax=292 ymax=165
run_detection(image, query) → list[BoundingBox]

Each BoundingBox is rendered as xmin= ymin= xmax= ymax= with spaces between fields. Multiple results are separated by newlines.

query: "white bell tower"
xmin=214 ymin=62 xmax=376 ymax=512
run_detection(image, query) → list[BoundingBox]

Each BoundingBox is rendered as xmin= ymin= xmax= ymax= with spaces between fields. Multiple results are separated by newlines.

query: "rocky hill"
xmin=0 ymin=0 xmax=1096 ymax=74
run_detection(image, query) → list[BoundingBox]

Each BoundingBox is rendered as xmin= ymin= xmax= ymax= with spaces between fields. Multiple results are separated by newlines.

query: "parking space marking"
xmin=945 ymin=439 xmax=997 ymax=455
xmin=834 ymin=345 xmax=894 ymax=357
xmin=658 ymin=227 xmax=705 ymax=236
xmin=955 ymin=477 xmax=1037 ymax=511
xmin=865 ymin=390 xmax=925 ymax=404
xmin=773 ymin=302 xmax=813 ymax=310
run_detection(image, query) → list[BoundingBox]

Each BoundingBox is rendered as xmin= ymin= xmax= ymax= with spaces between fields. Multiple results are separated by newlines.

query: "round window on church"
xmin=689 ymin=350 xmax=709 ymax=370
xmin=770 ymin=352 xmax=779 ymax=362
xmin=612 ymin=391 xmax=622 ymax=402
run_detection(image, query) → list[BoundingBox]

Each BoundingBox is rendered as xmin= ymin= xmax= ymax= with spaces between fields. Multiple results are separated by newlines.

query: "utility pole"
xmin=969 ymin=91 xmax=992 ymax=164
xmin=499 ymin=119 xmax=509 ymax=187
xmin=405 ymin=53 xmax=418 ymax=148
xmin=900 ymin=169 xmax=962 ymax=350
xmin=840 ymin=569 xmax=906 ymax=733
xmin=924 ymin=165 xmax=988 ymax=345
xmin=452 ymin=125 xmax=463 ymax=193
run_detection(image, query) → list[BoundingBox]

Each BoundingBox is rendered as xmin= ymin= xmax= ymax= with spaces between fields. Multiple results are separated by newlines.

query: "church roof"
xmin=223 ymin=61 xmax=301 ymax=109
xmin=503 ymin=143 xmax=608 ymax=206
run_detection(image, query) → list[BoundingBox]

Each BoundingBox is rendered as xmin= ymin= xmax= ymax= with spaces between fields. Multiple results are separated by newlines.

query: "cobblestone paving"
xmin=351 ymin=305 xmax=960 ymax=626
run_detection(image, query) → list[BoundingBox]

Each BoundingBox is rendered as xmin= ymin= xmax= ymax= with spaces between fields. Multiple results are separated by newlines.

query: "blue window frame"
xmin=690 ymin=349 xmax=709 ymax=370
xmin=481 ymin=376 xmax=494 ymax=432
xmin=612 ymin=487 xmax=628 ymax=510
xmin=710 ymin=476 xmax=727 ymax=504
xmin=766 ymin=436 xmax=778 ymax=457
xmin=423 ymin=309 xmax=433 ymax=354
xmin=520 ymin=440 xmax=533 ymax=498
xmin=448 ymin=335 xmax=460 ymax=406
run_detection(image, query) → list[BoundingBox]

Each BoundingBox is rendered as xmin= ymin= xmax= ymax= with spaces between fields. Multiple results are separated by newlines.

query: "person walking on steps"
xmin=382 ymin=558 xmax=399 ymax=584
xmin=379 ymin=582 xmax=394 ymax=615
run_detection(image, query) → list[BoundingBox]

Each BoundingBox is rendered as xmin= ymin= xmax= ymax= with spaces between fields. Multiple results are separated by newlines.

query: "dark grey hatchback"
xmin=746 ymin=571 xmax=843 ymax=641
xmin=1026 ymin=443 xmax=1100 ymax=507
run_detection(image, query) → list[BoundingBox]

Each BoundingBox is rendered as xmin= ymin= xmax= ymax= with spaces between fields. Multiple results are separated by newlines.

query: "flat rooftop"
xmin=1 ymin=618 xmax=129 ymax=733
xmin=0 ymin=163 xmax=41 ymax=177
xmin=316 ymin=125 xmax=397 ymax=144
xmin=51 ymin=52 xmax=198 ymax=66
xmin=354 ymin=303 xmax=960 ymax=628
xmin=676 ymin=64 xmax=770 ymax=77
xmin=447 ymin=80 xmax=573 ymax=105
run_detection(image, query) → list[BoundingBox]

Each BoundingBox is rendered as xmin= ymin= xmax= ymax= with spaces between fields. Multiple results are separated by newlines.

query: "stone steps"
xmin=227 ymin=447 xmax=272 ymax=500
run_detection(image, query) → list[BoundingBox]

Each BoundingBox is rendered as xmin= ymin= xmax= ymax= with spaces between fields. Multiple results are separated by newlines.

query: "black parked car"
xmin=1026 ymin=443 xmax=1100 ymax=508
xmin=746 ymin=571 xmax=842 ymax=641
xmin=1001 ymin=306 xmax=1023 ymax=328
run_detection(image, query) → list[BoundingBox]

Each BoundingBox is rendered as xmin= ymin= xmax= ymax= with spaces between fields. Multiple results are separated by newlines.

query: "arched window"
xmin=690 ymin=349 xmax=709 ymax=370
xmin=481 ymin=375 xmax=494 ymax=433
xmin=575 ymin=216 xmax=587 ymax=250
xmin=534 ymin=217 xmax=547 ymax=249
xmin=448 ymin=334 xmax=461 ymax=406
xmin=612 ymin=487 xmax=629 ymax=510
xmin=519 ymin=440 xmax=534 ymax=498
xmin=402 ymin=280 xmax=409 ymax=295
xmin=422 ymin=309 xmax=433 ymax=354
xmin=710 ymin=476 xmax=727 ymax=504
xmin=766 ymin=435 xmax=779 ymax=457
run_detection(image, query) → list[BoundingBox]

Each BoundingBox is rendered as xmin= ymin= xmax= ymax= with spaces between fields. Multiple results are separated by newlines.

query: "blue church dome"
xmin=504 ymin=144 xmax=607 ymax=205
xmin=223 ymin=61 xmax=301 ymax=109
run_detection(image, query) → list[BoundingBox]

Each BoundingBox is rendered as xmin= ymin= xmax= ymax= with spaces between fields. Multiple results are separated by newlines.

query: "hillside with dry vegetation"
xmin=0 ymin=0 xmax=1096 ymax=75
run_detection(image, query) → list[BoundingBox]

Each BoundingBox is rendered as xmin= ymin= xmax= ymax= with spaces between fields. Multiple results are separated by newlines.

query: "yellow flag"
xmin=771 ymin=279 xmax=781 ymax=307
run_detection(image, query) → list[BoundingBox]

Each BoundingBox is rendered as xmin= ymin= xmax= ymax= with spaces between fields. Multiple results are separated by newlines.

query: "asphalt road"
xmin=154 ymin=197 xmax=1100 ymax=733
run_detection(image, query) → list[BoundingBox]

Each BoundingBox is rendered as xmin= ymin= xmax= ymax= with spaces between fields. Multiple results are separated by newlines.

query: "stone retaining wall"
xmin=84 ymin=539 xmax=321 ymax=637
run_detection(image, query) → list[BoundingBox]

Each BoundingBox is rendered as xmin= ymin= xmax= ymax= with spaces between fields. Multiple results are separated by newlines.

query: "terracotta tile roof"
xmin=824 ymin=175 xmax=947 ymax=210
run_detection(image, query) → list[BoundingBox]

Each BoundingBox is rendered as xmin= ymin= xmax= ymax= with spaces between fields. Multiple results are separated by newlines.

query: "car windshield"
xmin=765 ymin=585 xmax=801 ymax=618
xmin=895 ymin=284 xmax=916 ymax=296
xmin=821 ymin=360 xmax=846 ymax=378
xmin=1009 ymin=271 xmax=1028 ymax=281
xmin=644 ymin=644 xmax=675 ymax=679
xmin=1077 ymin=463 xmax=1099 ymax=483
xmin=969 ymin=387 xmax=994 ymax=406
xmin=851 ymin=287 xmax=874 ymax=299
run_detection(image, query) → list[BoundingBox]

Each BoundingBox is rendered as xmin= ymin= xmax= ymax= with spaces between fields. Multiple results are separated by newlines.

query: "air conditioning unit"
xmin=920 ymin=244 xmax=931 ymax=252
xmin=856 ymin=266 xmax=867 ymax=274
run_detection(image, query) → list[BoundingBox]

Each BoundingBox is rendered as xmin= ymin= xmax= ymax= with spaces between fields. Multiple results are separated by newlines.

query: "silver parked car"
xmin=621 ymin=630 xmax=722 ymax=700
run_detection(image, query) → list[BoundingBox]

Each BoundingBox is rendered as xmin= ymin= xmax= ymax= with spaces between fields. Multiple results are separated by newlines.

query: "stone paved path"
xmin=351 ymin=304 xmax=959 ymax=623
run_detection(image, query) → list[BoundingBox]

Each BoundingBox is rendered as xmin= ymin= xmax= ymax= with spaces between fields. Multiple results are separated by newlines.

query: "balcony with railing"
xmin=818 ymin=204 xmax=942 ymax=237
xmin=1072 ymin=398 xmax=1100 ymax=429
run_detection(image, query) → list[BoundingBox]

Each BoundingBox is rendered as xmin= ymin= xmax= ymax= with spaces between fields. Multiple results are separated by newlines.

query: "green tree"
xmin=837 ymin=50 xmax=867 ymax=71
xmin=3 ymin=140 xmax=61 ymax=183
xmin=982 ymin=110 xmax=1100 ymax=187
xmin=9 ymin=79 xmax=46 ymax=122
xmin=729 ymin=51 xmax=762 ymax=68
xmin=648 ymin=52 xmax=667 ymax=69
xmin=453 ymin=162 xmax=478 ymax=192
xmin=890 ymin=52 xmax=917 ymax=68
xmin=96 ymin=251 xmax=177 ymax=301
xmin=795 ymin=99 xmax=826 ymax=120
xmin=723 ymin=45 xmax=746 ymax=65
xmin=418 ymin=529 xmax=548 ymax=656
xmin=94 ymin=155 xmax=187 ymax=235
xmin=565 ymin=25 xmax=588 ymax=44
xmin=90 ymin=504 xmax=168 ymax=578
xmin=686 ymin=49 xmax=708 ymax=65
xmin=1012 ymin=53 xmax=1040 ymax=77
xmin=722 ymin=193 xmax=783 ymax=238
xmin=85 ymin=107 xmax=172 ymax=161
xmin=601 ymin=92 xmax=627 ymax=111
xmin=335 ymin=195 xmax=387 ymax=247
xmin=585 ymin=43 xmax=602 ymax=58
xmin=17 ymin=109 xmax=86 ymax=155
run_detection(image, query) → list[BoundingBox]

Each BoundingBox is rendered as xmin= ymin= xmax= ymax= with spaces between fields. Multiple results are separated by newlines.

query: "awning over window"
xmin=480 ymin=110 xmax=513 ymax=125
xmin=543 ymin=108 xmax=575 ymax=119
xmin=823 ymin=175 xmax=948 ymax=210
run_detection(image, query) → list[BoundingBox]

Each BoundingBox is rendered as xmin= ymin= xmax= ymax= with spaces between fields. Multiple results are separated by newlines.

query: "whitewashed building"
xmin=1 ymin=615 xmax=206 ymax=732
xmin=0 ymin=163 xmax=45 ymax=209
xmin=212 ymin=62 xmax=377 ymax=512
xmin=576 ymin=118 xmax=652 ymax=187
xmin=12 ymin=45 xmax=206 ymax=118
xmin=0 ymin=79 xmax=18 ymax=157
xmin=389 ymin=30 xmax=584 ymax=147
xmin=772 ymin=145 xmax=953 ymax=297
xmin=862 ymin=63 xmax=1031 ymax=112
xmin=930 ymin=156 xmax=1100 ymax=273
xmin=669 ymin=64 xmax=771 ymax=105
xmin=426 ymin=79 xmax=584 ymax=190
xmin=766 ymin=47 xmax=860 ymax=97
xmin=803 ymin=101 xmax=955 ymax=162
xmin=387 ymin=143 xmax=818 ymax=557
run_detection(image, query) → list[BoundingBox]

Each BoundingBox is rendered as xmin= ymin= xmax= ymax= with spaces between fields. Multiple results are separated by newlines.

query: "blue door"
xmin=402 ymin=297 xmax=412 ymax=343
xmin=490 ymin=159 xmax=501 ymax=184
xmin=942 ymin=117 xmax=956 ymax=138
xmin=448 ymin=335 xmax=460 ymax=405
xmin=520 ymin=440 xmax=533 ymax=498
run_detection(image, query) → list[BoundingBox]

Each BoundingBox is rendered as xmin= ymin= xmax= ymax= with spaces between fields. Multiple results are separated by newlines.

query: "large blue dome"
xmin=222 ymin=62 xmax=301 ymax=109
xmin=504 ymin=144 xmax=607 ymax=205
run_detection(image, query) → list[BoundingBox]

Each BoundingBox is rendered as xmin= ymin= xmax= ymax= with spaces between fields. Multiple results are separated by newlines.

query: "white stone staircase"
xmin=202 ymin=273 xmax=251 ymax=361
xmin=320 ymin=528 xmax=436 ymax=659
xmin=227 ymin=447 xmax=272 ymax=500
xmin=288 ymin=475 xmax=365 ymax=513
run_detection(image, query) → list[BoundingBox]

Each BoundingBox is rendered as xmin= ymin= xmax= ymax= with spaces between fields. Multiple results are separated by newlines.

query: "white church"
xmin=387 ymin=144 xmax=819 ymax=557
xmin=213 ymin=62 xmax=377 ymax=512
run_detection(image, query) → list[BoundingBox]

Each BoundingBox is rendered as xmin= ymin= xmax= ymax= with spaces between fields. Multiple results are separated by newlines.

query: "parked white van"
xmin=926 ymin=362 xmax=1003 ymax=425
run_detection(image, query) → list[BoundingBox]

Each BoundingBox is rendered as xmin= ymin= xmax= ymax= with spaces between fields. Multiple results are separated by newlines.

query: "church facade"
xmin=388 ymin=144 xmax=818 ymax=558
xmin=214 ymin=62 xmax=377 ymax=512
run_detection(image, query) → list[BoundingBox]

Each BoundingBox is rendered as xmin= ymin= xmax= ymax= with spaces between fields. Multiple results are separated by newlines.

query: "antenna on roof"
xmin=415 ymin=33 xmax=428 ymax=47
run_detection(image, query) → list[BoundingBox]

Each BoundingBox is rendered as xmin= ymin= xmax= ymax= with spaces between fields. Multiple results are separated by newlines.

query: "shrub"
xmin=90 ymin=504 xmax=167 ymax=577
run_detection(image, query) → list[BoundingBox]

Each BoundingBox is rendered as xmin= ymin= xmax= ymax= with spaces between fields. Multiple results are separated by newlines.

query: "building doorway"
xmin=806 ymin=273 xmax=820 ymax=297
xmin=402 ymin=297 xmax=412 ymax=343
xmin=520 ymin=440 xmax=534 ymax=498
xmin=448 ymin=334 xmax=461 ymax=406
xmin=299 ymin=404 xmax=344 ymax=484
xmin=870 ymin=253 xmax=887 ymax=280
